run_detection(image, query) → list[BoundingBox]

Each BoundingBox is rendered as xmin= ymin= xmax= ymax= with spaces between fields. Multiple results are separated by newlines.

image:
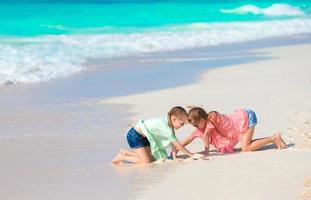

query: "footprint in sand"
xmin=287 ymin=110 xmax=311 ymax=149
xmin=301 ymin=178 xmax=311 ymax=200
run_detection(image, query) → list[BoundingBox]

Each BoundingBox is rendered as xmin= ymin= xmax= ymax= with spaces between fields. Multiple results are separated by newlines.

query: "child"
xmin=111 ymin=106 xmax=203 ymax=165
xmin=180 ymin=107 xmax=287 ymax=155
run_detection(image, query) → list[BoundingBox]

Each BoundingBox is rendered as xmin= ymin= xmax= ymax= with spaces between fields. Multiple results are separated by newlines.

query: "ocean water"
xmin=0 ymin=0 xmax=311 ymax=85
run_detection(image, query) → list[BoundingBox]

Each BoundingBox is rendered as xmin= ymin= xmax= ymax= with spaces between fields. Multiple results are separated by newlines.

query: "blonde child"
xmin=112 ymin=106 xmax=203 ymax=164
xmin=179 ymin=107 xmax=287 ymax=155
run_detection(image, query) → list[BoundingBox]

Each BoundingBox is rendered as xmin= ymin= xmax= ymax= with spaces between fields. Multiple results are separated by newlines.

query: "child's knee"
xmin=141 ymin=159 xmax=152 ymax=164
xmin=241 ymin=146 xmax=251 ymax=152
xmin=140 ymin=156 xmax=152 ymax=164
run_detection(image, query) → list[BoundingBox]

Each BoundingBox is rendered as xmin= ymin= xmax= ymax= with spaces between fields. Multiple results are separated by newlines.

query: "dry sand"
xmin=103 ymin=44 xmax=311 ymax=200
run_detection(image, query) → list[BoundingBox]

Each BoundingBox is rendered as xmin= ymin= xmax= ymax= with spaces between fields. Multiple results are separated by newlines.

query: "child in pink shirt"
xmin=180 ymin=107 xmax=287 ymax=155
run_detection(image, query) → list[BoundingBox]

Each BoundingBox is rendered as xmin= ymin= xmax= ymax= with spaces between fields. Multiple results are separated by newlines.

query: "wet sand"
xmin=1 ymin=35 xmax=311 ymax=199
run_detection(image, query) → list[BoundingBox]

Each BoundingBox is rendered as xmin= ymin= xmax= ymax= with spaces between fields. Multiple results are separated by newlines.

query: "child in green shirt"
xmin=112 ymin=106 xmax=203 ymax=164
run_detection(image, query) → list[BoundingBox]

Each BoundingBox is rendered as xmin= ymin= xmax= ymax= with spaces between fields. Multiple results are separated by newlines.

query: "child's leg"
xmin=120 ymin=148 xmax=156 ymax=161
xmin=111 ymin=152 xmax=141 ymax=165
xmin=111 ymin=149 xmax=140 ymax=165
xmin=132 ymin=146 xmax=154 ymax=164
xmin=120 ymin=148 xmax=139 ymax=157
xmin=241 ymin=127 xmax=287 ymax=151
xmin=112 ymin=146 xmax=153 ymax=164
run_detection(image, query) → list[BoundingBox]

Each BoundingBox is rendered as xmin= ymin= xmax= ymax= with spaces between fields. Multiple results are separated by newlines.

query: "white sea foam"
xmin=1 ymin=18 xmax=311 ymax=85
xmin=220 ymin=4 xmax=305 ymax=17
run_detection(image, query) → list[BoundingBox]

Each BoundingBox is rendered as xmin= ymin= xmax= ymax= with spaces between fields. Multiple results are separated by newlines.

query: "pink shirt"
xmin=190 ymin=108 xmax=249 ymax=153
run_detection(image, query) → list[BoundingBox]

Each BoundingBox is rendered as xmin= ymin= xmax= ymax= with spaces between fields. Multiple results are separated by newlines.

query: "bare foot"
xmin=278 ymin=134 xmax=288 ymax=149
xmin=119 ymin=149 xmax=138 ymax=157
xmin=273 ymin=132 xmax=288 ymax=149
xmin=119 ymin=149 xmax=127 ymax=155
xmin=111 ymin=152 xmax=123 ymax=165
xmin=272 ymin=133 xmax=281 ymax=149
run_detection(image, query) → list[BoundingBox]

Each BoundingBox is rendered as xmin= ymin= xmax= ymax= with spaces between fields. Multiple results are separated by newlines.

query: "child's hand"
xmin=199 ymin=150 xmax=209 ymax=156
xmin=203 ymin=147 xmax=209 ymax=155
xmin=191 ymin=153 xmax=204 ymax=160
xmin=173 ymin=158 xmax=183 ymax=162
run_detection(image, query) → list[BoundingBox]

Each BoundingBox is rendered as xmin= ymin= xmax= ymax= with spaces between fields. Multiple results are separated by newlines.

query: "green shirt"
xmin=136 ymin=117 xmax=177 ymax=160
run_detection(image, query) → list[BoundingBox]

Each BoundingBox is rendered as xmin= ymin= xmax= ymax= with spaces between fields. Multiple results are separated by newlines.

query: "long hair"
xmin=188 ymin=106 xmax=208 ymax=126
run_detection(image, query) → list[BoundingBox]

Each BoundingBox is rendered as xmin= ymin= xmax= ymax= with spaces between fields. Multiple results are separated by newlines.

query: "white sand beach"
xmin=1 ymin=1 xmax=311 ymax=199
xmin=1 ymin=41 xmax=310 ymax=200
xmin=103 ymin=44 xmax=311 ymax=200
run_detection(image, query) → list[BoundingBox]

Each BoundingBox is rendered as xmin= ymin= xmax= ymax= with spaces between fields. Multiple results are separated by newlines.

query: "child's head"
xmin=188 ymin=107 xmax=208 ymax=129
xmin=168 ymin=106 xmax=188 ymax=129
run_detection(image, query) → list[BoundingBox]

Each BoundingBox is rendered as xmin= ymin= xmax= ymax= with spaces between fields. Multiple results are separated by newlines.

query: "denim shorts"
xmin=126 ymin=127 xmax=150 ymax=149
xmin=245 ymin=109 xmax=257 ymax=128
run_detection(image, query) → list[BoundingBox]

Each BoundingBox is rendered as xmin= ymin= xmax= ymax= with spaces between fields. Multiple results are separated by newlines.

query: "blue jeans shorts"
xmin=126 ymin=127 xmax=150 ymax=149
xmin=245 ymin=109 xmax=257 ymax=128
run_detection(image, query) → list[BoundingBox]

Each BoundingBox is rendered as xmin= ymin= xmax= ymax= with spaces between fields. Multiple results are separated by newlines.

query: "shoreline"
xmin=1 ymin=33 xmax=311 ymax=100
xmin=0 ymin=36 xmax=310 ymax=199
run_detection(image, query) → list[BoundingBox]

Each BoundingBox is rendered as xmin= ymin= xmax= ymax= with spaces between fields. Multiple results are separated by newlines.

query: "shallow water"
xmin=1 ymin=34 xmax=311 ymax=199
xmin=1 ymin=0 xmax=311 ymax=84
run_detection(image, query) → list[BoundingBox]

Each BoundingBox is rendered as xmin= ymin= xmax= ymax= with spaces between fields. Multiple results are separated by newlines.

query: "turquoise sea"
xmin=1 ymin=0 xmax=311 ymax=85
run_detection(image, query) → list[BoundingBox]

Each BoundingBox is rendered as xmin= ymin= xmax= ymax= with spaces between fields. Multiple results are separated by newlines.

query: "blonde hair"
xmin=167 ymin=106 xmax=188 ymax=130
xmin=168 ymin=106 xmax=188 ymax=119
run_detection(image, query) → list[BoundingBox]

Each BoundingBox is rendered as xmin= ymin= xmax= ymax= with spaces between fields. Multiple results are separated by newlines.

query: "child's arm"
xmin=171 ymin=145 xmax=177 ymax=160
xmin=171 ymin=135 xmax=194 ymax=159
xmin=202 ymin=133 xmax=210 ymax=155
xmin=179 ymin=135 xmax=195 ymax=147
xmin=202 ymin=123 xmax=212 ymax=155
xmin=171 ymin=141 xmax=203 ymax=159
